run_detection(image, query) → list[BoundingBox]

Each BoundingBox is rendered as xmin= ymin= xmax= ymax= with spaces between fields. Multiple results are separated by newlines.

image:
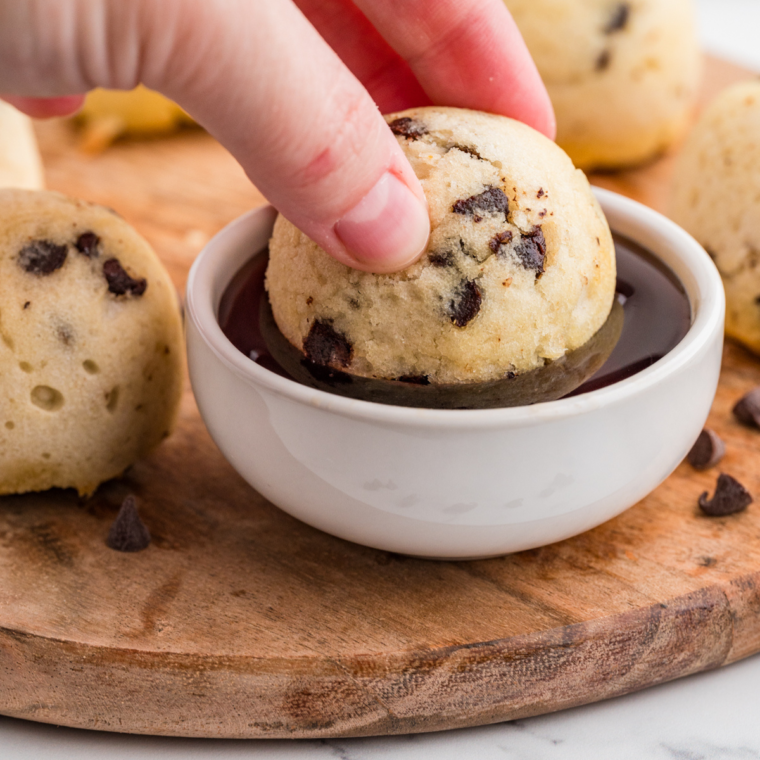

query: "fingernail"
xmin=335 ymin=172 xmax=429 ymax=272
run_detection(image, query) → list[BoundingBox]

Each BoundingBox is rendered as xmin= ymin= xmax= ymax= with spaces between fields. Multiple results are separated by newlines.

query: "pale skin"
xmin=0 ymin=0 xmax=555 ymax=273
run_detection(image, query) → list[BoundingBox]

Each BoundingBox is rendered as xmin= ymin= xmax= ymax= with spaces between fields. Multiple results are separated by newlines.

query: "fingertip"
xmin=2 ymin=94 xmax=86 ymax=119
xmin=333 ymin=171 xmax=430 ymax=273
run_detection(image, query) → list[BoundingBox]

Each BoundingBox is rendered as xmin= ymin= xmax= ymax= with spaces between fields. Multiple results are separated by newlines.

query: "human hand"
xmin=0 ymin=0 xmax=554 ymax=273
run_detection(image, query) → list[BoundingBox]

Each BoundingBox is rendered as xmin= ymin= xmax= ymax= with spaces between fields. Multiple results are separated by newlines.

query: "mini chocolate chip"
xmin=306 ymin=296 xmax=314 ymax=306
xmin=687 ymin=429 xmax=725 ymax=471
xmin=75 ymin=231 xmax=100 ymax=258
xmin=449 ymin=279 xmax=482 ymax=328
xmin=452 ymin=187 xmax=509 ymax=222
xmin=18 ymin=240 xmax=68 ymax=275
xmin=596 ymin=49 xmax=611 ymax=71
xmin=106 ymin=495 xmax=151 ymax=552
xmin=489 ymin=230 xmax=513 ymax=253
xmin=429 ymin=250 xmax=454 ymax=267
xmin=449 ymin=144 xmax=483 ymax=160
xmin=605 ymin=3 xmax=630 ymax=33
xmin=397 ymin=375 xmax=431 ymax=385
xmin=57 ymin=324 xmax=74 ymax=346
xmin=303 ymin=320 xmax=353 ymax=367
xmin=505 ymin=371 xmax=516 ymax=380
xmin=389 ymin=117 xmax=427 ymax=140
xmin=514 ymin=227 xmax=547 ymax=275
xmin=23 ymin=301 xmax=30 ymax=309
xmin=698 ymin=474 xmax=753 ymax=516
xmin=733 ymin=387 xmax=760 ymax=429
xmin=103 ymin=258 xmax=147 ymax=297
xmin=698 ymin=556 xmax=717 ymax=567
xmin=537 ymin=188 xmax=545 ymax=198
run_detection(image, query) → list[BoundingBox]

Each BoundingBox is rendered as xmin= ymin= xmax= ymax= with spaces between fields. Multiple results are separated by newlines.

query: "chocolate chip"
xmin=449 ymin=279 xmax=482 ymax=328
xmin=698 ymin=474 xmax=753 ymax=516
xmin=389 ymin=117 xmax=427 ymax=140
xmin=489 ymin=230 xmax=513 ymax=253
xmin=449 ymin=144 xmax=483 ymax=160
xmin=23 ymin=301 xmax=30 ymax=309
xmin=18 ymin=240 xmax=68 ymax=275
xmin=75 ymin=231 xmax=100 ymax=258
xmin=303 ymin=320 xmax=353 ymax=367
xmin=514 ymin=227 xmax=547 ymax=275
xmin=733 ymin=387 xmax=760 ymax=429
xmin=605 ymin=3 xmax=630 ymax=33
xmin=429 ymin=250 xmax=454 ymax=267
xmin=452 ymin=187 xmax=509 ymax=222
xmin=103 ymin=258 xmax=147 ymax=297
xmin=537 ymin=188 xmax=545 ymax=199
xmin=687 ymin=429 xmax=725 ymax=471
xmin=106 ymin=495 xmax=151 ymax=552
xmin=397 ymin=375 xmax=431 ymax=385
xmin=306 ymin=296 xmax=314 ymax=305
xmin=596 ymin=49 xmax=611 ymax=71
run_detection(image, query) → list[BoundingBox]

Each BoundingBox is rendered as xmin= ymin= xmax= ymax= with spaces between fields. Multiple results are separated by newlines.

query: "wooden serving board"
xmin=1 ymin=56 xmax=759 ymax=739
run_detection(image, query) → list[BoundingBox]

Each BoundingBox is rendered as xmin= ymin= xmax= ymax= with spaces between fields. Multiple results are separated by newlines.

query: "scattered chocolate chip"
xmin=303 ymin=320 xmax=353 ymax=367
xmin=596 ymin=49 xmax=611 ymax=71
xmin=306 ymin=296 xmax=314 ymax=306
xmin=106 ymin=495 xmax=151 ymax=552
xmin=489 ymin=230 xmax=513 ymax=253
xmin=449 ymin=144 xmax=483 ymax=160
xmin=449 ymin=279 xmax=482 ymax=328
xmin=452 ymin=187 xmax=509 ymax=222
xmin=388 ymin=117 xmax=427 ymax=140
xmin=733 ymin=387 xmax=760 ymax=429
xmin=429 ymin=250 xmax=454 ymax=267
xmin=397 ymin=375 xmax=431 ymax=385
xmin=18 ymin=240 xmax=68 ymax=275
xmin=514 ymin=227 xmax=547 ymax=276
xmin=698 ymin=473 xmax=753 ymax=516
xmin=698 ymin=556 xmax=717 ymax=567
xmin=75 ymin=231 xmax=100 ymax=258
xmin=687 ymin=429 xmax=725 ymax=471
xmin=23 ymin=301 xmax=30 ymax=309
xmin=505 ymin=371 xmax=516 ymax=380
xmin=537 ymin=188 xmax=545 ymax=199
xmin=103 ymin=258 xmax=147 ymax=296
xmin=605 ymin=3 xmax=630 ymax=33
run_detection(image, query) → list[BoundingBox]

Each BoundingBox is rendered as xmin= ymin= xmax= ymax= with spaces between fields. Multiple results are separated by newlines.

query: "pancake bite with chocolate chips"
xmin=503 ymin=0 xmax=700 ymax=170
xmin=265 ymin=107 xmax=617 ymax=407
xmin=0 ymin=189 xmax=183 ymax=496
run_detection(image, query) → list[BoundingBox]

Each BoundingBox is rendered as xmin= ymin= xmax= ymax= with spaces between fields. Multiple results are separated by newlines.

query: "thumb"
xmin=151 ymin=0 xmax=431 ymax=273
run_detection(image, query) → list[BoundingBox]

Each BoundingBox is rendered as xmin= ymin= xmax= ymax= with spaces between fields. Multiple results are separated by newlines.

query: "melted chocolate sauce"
xmin=218 ymin=235 xmax=691 ymax=404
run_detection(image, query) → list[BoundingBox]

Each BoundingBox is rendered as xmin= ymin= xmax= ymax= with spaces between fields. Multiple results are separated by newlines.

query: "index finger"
xmin=353 ymin=0 xmax=556 ymax=139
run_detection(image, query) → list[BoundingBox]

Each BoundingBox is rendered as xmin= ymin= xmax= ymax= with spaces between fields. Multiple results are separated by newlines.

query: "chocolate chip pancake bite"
xmin=0 ymin=100 xmax=44 ymax=190
xmin=0 ymin=189 xmax=184 ymax=496
xmin=503 ymin=0 xmax=701 ymax=170
xmin=264 ymin=107 xmax=617 ymax=408
xmin=671 ymin=81 xmax=760 ymax=357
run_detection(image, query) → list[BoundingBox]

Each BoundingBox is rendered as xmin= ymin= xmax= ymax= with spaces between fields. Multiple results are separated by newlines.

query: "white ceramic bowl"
xmin=186 ymin=189 xmax=724 ymax=559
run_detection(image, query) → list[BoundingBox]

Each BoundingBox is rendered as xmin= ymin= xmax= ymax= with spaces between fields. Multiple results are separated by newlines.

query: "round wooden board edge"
xmin=1 ymin=571 xmax=757 ymax=739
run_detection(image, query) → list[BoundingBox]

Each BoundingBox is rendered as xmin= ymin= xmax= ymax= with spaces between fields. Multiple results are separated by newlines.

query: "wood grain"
xmin=1 ymin=56 xmax=759 ymax=739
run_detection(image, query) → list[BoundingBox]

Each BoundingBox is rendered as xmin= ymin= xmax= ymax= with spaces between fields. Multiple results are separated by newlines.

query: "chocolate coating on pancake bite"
xmin=265 ymin=106 xmax=615 ymax=386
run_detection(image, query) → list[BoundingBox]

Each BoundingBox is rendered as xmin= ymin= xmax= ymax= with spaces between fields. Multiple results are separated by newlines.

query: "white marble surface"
xmin=3 ymin=2 xmax=760 ymax=758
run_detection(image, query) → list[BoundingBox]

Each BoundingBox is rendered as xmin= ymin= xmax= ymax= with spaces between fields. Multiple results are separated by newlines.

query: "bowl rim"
xmin=186 ymin=187 xmax=724 ymax=430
